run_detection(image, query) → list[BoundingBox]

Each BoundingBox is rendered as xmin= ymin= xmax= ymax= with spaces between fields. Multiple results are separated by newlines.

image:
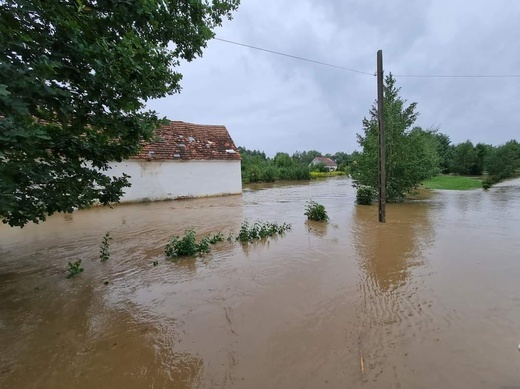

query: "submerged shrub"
xmin=356 ymin=186 xmax=376 ymax=205
xmin=237 ymin=220 xmax=292 ymax=242
xmin=482 ymin=175 xmax=499 ymax=190
xmin=165 ymin=229 xmax=224 ymax=259
xmin=304 ymin=200 xmax=328 ymax=221
xmin=66 ymin=260 xmax=84 ymax=279
xmin=99 ymin=232 xmax=112 ymax=262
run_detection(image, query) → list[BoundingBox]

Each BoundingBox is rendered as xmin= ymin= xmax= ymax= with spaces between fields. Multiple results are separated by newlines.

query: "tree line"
xmin=241 ymin=74 xmax=520 ymax=201
xmin=239 ymin=148 xmax=352 ymax=183
xmin=353 ymin=73 xmax=520 ymax=201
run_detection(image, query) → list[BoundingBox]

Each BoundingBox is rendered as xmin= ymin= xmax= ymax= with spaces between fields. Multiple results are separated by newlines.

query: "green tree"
xmin=433 ymin=132 xmax=454 ymax=173
xmin=291 ymin=150 xmax=322 ymax=165
xmin=473 ymin=143 xmax=491 ymax=175
xmin=331 ymin=151 xmax=351 ymax=166
xmin=0 ymin=0 xmax=239 ymax=227
xmin=353 ymin=74 xmax=439 ymax=202
xmin=274 ymin=152 xmax=294 ymax=168
xmin=451 ymin=141 xmax=478 ymax=175
xmin=486 ymin=140 xmax=520 ymax=178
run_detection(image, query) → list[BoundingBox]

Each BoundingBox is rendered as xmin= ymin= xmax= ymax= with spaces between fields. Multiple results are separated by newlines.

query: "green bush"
xmin=304 ymin=200 xmax=328 ymax=221
xmin=165 ymin=229 xmax=224 ymax=259
xmin=278 ymin=165 xmax=311 ymax=180
xmin=66 ymin=260 xmax=84 ymax=279
xmin=247 ymin=165 xmax=263 ymax=183
xmin=356 ymin=186 xmax=376 ymax=205
xmin=262 ymin=165 xmax=277 ymax=182
xmin=237 ymin=220 xmax=292 ymax=242
xmin=482 ymin=175 xmax=499 ymax=190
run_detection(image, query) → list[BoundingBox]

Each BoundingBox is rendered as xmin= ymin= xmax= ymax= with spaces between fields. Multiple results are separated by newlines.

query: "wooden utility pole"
xmin=377 ymin=50 xmax=386 ymax=223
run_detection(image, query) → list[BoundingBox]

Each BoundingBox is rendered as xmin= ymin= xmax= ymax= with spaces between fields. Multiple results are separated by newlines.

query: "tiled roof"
xmin=311 ymin=157 xmax=337 ymax=166
xmin=132 ymin=121 xmax=241 ymax=161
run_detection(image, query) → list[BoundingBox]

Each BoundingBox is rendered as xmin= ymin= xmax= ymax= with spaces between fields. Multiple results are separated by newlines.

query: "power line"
xmin=214 ymin=37 xmax=374 ymax=76
xmin=394 ymin=73 xmax=520 ymax=78
xmin=215 ymin=37 xmax=520 ymax=79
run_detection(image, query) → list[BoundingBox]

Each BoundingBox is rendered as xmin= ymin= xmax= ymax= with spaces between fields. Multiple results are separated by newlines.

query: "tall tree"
xmin=353 ymin=74 xmax=439 ymax=202
xmin=0 ymin=0 xmax=239 ymax=227
xmin=433 ymin=132 xmax=454 ymax=173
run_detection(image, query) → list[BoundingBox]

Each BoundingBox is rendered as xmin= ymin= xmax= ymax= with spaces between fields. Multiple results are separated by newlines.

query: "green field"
xmin=422 ymin=175 xmax=482 ymax=190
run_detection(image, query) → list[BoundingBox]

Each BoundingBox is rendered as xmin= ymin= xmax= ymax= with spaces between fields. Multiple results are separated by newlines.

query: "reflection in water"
xmin=305 ymin=220 xmax=329 ymax=238
xmin=352 ymin=201 xmax=435 ymax=292
xmin=351 ymin=200 xmax=438 ymax=385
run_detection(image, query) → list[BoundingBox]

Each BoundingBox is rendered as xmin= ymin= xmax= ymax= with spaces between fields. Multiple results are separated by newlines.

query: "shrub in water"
xmin=165 ymin=229 xmax=224 ymax=259
xmin=67 ymin=260 xmax=84 ymax=279
xmin=99 ymin=232 xmax=112 ymax=262
xmin=304 ymin=200 xmax=328 ymax=221
xmin=237 ymin=220 xmax=292 ymax=242
xmin=356 ymin=186 xmax=376 ymax=205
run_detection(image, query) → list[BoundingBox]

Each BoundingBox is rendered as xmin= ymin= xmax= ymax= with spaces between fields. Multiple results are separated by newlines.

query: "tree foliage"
xmin=486 ymin=140 xmax=520 ymax=178
xmin=353 ymin=73 xmax=439 ymax=202
xmin=451 ymin=141 xmax=478 ymax=175
xmin=0 ymin=0 xmax=239 ymax=226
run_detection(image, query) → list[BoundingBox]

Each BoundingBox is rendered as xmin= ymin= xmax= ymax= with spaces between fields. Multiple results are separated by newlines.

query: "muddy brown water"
xmin=1 ymin=177 xmax=520 ymax=389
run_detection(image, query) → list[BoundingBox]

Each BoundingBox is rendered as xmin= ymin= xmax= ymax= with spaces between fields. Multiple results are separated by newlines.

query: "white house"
xmin=108 ymin=121 xmax=242 ymax=202
xmin=309 ymin=157 xmax=338 ymax=171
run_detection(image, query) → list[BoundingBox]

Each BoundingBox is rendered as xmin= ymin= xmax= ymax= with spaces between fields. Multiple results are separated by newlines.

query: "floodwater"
xmin=1 ymin=177 xmax=520 ymax=389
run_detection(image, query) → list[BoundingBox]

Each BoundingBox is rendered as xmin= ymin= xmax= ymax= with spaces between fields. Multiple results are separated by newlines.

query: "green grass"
xmin=422 ymin=175 xmax=482 ymax=190
xmin=310 ymin=171 xmax=347 ymax=178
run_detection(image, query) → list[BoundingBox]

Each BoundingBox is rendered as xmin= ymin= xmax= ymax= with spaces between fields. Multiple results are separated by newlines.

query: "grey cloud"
xmin=148 ymin=0 xmax=520 ymax=155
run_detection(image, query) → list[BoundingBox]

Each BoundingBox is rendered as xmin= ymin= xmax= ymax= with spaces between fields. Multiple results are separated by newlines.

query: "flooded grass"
xmin=1 ymin=177 xmax=520 ymax=388
xmin=422 ymin=174 xmax=483 ymax=190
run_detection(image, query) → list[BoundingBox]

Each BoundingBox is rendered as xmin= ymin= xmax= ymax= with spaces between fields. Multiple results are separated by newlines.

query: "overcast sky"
xmin=148 ymin=0 xmax=520 ymax=156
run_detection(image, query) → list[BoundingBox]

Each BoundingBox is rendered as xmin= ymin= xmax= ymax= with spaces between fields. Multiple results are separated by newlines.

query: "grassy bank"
xmin=422 ymin=175 xmax=482 ymax=190
xmin=310 ymin=171 xmax=347 ymax=178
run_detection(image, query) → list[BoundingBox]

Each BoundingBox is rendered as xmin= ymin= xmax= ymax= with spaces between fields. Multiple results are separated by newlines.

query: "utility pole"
xmin=377 ymin=50 xmax=386 ymax=223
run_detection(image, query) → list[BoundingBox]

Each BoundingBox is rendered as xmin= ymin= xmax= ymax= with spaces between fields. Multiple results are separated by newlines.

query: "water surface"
xmin=1 ymin=177 xmax=520 ymax=388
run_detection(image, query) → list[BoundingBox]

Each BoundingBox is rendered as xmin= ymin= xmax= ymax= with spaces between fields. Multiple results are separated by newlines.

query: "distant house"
xmin=108 ymin=121 xmax=242 ymax=202
xmin=309 ymin=157 xmax=337 ymax=171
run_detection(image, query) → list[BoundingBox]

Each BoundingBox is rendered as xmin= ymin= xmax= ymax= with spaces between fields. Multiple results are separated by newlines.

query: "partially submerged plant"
xmin=66 ymin=260 xmax=84 ymax=279
xmin=99 ymin=232 xmax=112 ymax=262
xmin=207 ymin=232 xmax=224 ymax=244
xmin=165 ymin=229 xmax=224 ymax=259
xmin=236 ymin=220 xmax=292 ymax=242
xmin=356 ymin=186 xmax=376 ymax=205
xmin=304 ymin=200 xmax=329 ymax=221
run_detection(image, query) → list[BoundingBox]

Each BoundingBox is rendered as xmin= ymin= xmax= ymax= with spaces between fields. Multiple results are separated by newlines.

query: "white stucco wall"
xmin=107 ymin=159 xmax=242 ymax=202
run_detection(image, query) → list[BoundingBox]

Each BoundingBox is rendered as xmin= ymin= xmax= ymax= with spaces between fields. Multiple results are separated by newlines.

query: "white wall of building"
xmin=108 ymin=159 xmax=242 ymax=202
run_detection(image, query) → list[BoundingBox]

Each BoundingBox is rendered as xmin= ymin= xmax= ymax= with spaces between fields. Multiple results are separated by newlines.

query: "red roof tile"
xmin=132 ymin=121 xmax=241 ymax=161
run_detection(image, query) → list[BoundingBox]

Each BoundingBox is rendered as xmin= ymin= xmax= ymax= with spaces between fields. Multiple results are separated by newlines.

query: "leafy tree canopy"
xmin=0 ymin=0 xmax=239 ymax=227
xmin=353 ymin=73 xmax=440 ymax=202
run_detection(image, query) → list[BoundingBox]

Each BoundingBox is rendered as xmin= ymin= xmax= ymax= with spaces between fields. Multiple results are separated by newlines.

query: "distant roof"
xmin=132 ymin=121 xmax=241 ymax=161
xmin=311 ymin=157 xmax=337 ymax=166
